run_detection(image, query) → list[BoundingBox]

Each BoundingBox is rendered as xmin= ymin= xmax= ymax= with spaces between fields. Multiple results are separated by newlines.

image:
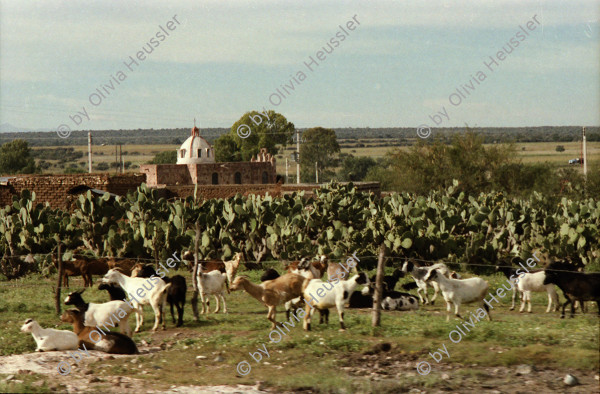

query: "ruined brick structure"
xmin=0 ymin=173 xmax=146 ymax=210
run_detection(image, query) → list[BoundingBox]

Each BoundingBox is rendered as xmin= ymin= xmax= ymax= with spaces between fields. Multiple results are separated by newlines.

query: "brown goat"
xmin=60 ymin=309 xmax=138 ymax=354
xmin=286 ymin=255 xmax=328 ymax=279
xmin=58 ymin=258 xmax=109 ymax=287
xmin=230 ymin=273 xmax=308 ymax=329
xmin=327 ymin=254 xmax=359 ymax=280
xmin=106 ymin=259 xmax=138 ymax=276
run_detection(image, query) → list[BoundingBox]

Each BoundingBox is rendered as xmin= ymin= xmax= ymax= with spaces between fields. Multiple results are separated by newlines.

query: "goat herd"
xmin=19 ymin=251 xmax=600 ymax=359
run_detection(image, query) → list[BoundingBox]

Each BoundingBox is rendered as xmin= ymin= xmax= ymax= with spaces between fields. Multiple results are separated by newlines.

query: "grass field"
xmin=32 ymin=141 xmax=600 ymax=177
xmin=1 ymin=265 xmax=598 ymax=392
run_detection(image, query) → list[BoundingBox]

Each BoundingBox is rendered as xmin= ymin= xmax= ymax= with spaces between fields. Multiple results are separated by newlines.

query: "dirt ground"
xmin=1 ymin=339 xmax=598 ymax=393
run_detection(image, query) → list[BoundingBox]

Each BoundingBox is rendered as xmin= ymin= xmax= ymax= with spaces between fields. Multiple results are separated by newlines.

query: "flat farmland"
xmin=32 ymin=141 xmax=600 ymax=176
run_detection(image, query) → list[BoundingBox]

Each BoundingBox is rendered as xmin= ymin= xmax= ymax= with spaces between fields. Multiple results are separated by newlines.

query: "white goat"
xmin=401 ymin=261 xmax=451 ymax=304
xmin=102 ymin=269 xmax=171 ymax=332
xmin=64 ymin=289 xmax=133 ymax=336
xmin=303 ymin=272 xmax=370 ymax=331
xmin=20 ymin=319 xmax=79 ymax=351
xmin=516 ymin=271 xmax=559 ymax=313
xmin=496 ymin=265 xmax=559 ymax=313
xmin=196 ymin=270 xmax=228 ymax=313
xmin=423 ymin=269 xmax=491 ymax=321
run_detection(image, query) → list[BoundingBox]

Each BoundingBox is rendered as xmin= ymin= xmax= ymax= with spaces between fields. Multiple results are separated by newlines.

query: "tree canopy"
xmin=0 ymin=139 xmax=38 ymax=175
xmin=300 ymin=127 xmax=340 ymax=182
xmin=214 ymin=110 xmax=294 ymax=162
xmin=149 ymin=150 xmax=177 ymax=164
xmin=337 ymin=155 xmax=378 ymax=181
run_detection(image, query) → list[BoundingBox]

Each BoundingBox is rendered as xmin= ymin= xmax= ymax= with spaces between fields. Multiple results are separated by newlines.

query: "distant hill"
xmin=0 ymin=126 xmax=598 ymax=146
xmin=0 ymin=123 xmax=52 ymax=133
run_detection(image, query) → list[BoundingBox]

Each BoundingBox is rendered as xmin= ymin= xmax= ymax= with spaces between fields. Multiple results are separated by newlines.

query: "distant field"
xmin=31 ymin=141 xmax=599 ymax=176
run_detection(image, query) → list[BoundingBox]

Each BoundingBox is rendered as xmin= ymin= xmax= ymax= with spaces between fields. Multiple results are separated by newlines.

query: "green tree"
xmin=338 ymin=155 xmax=377 ymax=181
xmin=379 ymin=131 xmax=514 ymax=195
xmin=300 ymin=127 xmax=340 ymax=183
xmin=149 ymin=150 xmax=177 ymax=164
xmin=0 ymin=139 xmax=38 ymax=175
xmin=214 ymin=110 xmax=294 ymax=162
xmin=214 ymin=134 xmax=241 ymax=162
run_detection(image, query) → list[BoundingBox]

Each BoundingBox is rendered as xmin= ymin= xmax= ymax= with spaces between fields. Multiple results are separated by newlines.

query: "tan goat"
xmin=230 ymin=273 xmax=308 ymax=329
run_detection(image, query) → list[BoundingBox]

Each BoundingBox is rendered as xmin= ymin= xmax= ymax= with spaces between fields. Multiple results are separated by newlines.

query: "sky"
xmin=0 ymin=0 xmax=599 ymax=132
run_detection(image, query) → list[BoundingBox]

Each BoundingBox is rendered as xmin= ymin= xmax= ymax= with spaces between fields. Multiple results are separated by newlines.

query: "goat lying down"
xmin=349 ymin=282 xmax=419 ymax=311
xmin=381 ymin=292 xmax=419 ymax=311
xmin=20 ymin=319 xmax=79 ymax=352
xmin=60 ymin=309 xmax=138 ymax=354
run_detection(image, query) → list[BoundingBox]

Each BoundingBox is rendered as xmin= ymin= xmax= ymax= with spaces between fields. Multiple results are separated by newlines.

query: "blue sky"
xmin=0 ymin=0 xmax=598 ymax=131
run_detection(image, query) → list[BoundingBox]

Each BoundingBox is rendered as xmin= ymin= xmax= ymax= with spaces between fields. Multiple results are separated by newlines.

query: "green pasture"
xmin=1 ymin=266 xmax=597 ymax=392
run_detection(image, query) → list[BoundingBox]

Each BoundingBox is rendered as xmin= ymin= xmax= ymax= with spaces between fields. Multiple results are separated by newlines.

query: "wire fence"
xmin=0 ymin=251 xmax=589 ymax=289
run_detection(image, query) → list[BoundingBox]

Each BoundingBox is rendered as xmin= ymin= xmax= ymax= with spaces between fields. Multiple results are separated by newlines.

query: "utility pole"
xmin=315 ymin=161 xmax=319 ymax=183
xmin=285 ymin=158 xmax=289 ymax=184
xmin=582 ymin=127 xmax=588 ymax=177
xmin=119 ymin=144 xmax=123 ymax=173
xmin=88 ymin=132 xmax=92 ymax=173
xmin=583 ymin=126 xmax=588 ymax=195
xmin=296 ymin=129 xmax=300 ymax=184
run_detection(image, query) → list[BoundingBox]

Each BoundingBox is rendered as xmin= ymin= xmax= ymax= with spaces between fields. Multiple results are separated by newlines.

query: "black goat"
xmin=543 ymin=261 xmax=600 ymax=318
xmin=369 ymin=268 xmax=404 ymax=292
xmin=131 ymin=264 xmax=187 ymax=327
xmin=349 ymin=282 xmax=418 ymax=310
xmin=98 ymin=283 xmax=127 ymax=301
xmin=260 ymin=268 xmax=281 ymax=282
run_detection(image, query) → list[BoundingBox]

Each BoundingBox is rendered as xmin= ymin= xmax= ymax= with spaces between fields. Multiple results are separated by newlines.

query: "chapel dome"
xmin=177 ymin=125 xmax=215 ymax=164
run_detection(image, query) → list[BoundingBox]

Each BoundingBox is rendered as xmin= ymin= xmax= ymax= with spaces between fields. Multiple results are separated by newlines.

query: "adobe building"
xmin=139 ymin=125 xmax=277 ymax=187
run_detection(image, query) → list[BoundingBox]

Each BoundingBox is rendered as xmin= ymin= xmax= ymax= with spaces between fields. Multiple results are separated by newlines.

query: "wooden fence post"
xmin=372 ymin=244 xmax=387 ymax=327
xmin=190 ymin=221 xmax=200 ymax=321
xmin=55 ymin=242 xmax=63 ymax=315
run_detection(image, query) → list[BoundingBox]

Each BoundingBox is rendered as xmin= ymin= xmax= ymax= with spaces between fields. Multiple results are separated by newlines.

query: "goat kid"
xmin=196 ymin=270 xmax=228 ymax=314
xmin=20 ymin=319 xmax=79 ymax=352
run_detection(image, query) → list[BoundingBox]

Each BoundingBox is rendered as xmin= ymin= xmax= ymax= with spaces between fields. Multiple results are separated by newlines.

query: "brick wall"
xmin=0 ymin=173 xmax=145 ymax=210
xmin=139 ymin=164 xmax=192 ymax=186
xmin=141 ymin=161 xmax=276 ymax=187
xmin=155 ymin=182 xmax=380 ymax=201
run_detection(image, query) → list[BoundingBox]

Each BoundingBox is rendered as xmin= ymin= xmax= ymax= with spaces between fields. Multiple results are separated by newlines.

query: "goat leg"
xmin=510 ymin=288 xmax=516 ymax=311
xmin=338 ymin=310 xmax=345 ymax=331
